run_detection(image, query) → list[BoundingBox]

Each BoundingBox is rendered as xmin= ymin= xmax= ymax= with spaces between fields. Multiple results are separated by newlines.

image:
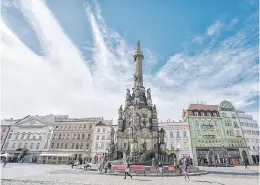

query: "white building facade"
xmin=91 ymin=120 xmax=113 ymax=163
xmin=159 ymin=121 xmax=193 ymax=162
xmin=2 ymin=115 xmax=67 ymax=162
xmin=238 ymin=111 xmax=259 ymax=164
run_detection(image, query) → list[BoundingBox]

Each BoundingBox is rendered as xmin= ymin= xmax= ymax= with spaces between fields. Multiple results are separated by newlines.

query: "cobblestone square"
xmin=1 ymin=164 xmax=259 ymax=185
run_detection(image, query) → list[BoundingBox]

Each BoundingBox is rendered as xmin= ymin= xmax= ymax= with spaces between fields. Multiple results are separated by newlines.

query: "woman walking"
xmin=183 ymin=165 xmax=190 ymax=180
xmin=124 ymin=163 xmax=132 ymax=179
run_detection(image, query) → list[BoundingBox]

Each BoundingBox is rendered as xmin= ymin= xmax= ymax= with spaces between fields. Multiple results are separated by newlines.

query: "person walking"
xmin=124 ymin=163 xmax=132 ymax=179
xmin=2 ymin=157 xmax=7 ymax=167
xmin=158 ymin=162 xmax=163 ymax=174
xmin=244 ymin=159 xmax=249 ymax=170
xmin=183 ymin=165 xmax=190 ymax=180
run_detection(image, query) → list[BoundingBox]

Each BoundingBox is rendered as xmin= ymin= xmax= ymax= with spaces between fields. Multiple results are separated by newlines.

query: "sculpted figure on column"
xmin=118 ymin=105 xmax=123 ymax=119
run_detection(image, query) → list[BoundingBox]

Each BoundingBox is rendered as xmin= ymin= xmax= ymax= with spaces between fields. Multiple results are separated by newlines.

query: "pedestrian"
xmin=2 ymin=157 xmax=7 ymax=167
xmin=158 ymin=162 xmax=163 ymax=174
xmin=244 ymin=159 xmax=249 ymax=170
xmin=183 ymin=165 xmax=190 ymax=180
xmin=124 ymin=163 xmax=132 ymax=179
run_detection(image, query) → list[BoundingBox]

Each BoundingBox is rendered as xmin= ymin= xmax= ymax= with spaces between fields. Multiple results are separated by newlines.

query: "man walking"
xmin=124 ymin=163 xmax=132 ymax=179
xmin=2 ymin=157 xmax=7 ymax=167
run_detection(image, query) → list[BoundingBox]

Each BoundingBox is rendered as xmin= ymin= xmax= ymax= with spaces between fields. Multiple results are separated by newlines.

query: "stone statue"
xmin=135 ymin=87 xmax=140 ymax=97
xmin=118 ymin=105 xmax=123 ymax=119
xmin=126 ymin=89 xmax=131 ymax=101
xmin=152 ymin=105 xmax=157 ymax=118
xmin=133 ymin=74 xmax=138 ymax=85
xmin=141 ymin=141 xmax=147 ymax=151
xmin=147 ymin=88 xmax=151 ymax=100
xmin=159 ymin=128 xmax=165 ymax=143
xmin=110 ymin=127 xmax=115 ymax=143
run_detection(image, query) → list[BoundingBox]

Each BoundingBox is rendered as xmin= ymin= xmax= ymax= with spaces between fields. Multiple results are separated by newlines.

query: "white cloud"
xmin=1 ymin=0 xmax=259 ymax=124
xmin=207 ymin=20 xmax=223 ymax=36
xmin=192 ymin=36 xmax=204 ymax=44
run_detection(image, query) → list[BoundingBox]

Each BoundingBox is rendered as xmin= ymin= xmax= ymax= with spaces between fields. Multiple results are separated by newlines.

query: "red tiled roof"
xmin=187 ymin=104 xmax=219 ymax=111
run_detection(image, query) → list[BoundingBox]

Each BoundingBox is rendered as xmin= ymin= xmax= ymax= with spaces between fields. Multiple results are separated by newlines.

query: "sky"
xmin=1 ymin=0 xmax=259 ymax=123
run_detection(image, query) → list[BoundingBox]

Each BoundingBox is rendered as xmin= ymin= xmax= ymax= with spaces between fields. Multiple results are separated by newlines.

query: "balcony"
xmin=201 ymin=124 xmax=214 ymax=128
xmin=203 ymin=135 xmax=216 ymax=138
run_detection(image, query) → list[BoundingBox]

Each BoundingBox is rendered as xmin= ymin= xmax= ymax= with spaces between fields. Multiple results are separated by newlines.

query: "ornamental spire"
xmin=133 ymin=41 xmax=144 ymax=87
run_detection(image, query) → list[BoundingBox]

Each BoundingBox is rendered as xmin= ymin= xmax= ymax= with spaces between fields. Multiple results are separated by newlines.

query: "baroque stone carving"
xmin=152 ymin=105 xmax=157 ymax=119
xmin=118 ymin=105 xmax=123 ymax=119
xmin=126 ymin=89 xmax=131 ymax=101
xmin=147 ymin=88 xmax=151 ymax=100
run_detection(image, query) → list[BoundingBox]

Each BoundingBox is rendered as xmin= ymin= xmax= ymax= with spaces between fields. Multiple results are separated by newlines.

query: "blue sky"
xmin=1 ymin=0 xmax=259 ymax=122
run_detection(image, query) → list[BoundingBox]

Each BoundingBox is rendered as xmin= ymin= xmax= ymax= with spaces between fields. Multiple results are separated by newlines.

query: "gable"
xmin=15 ymin=119 xmax=47 ymax=127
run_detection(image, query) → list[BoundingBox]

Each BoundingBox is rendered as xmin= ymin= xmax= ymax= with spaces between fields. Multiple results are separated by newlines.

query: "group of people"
xmin=98 ymin=161 xmax=112 ymax=173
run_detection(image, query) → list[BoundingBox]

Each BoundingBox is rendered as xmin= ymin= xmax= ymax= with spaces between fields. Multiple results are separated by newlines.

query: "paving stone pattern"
xmin=1 ymin=164 xmax=259 ymax=185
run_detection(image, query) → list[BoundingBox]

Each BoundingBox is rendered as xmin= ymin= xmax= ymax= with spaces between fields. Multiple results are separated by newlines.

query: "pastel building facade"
xmin=159 ymin=121 xmax=193 ymax=162
xmin=237 ymin=111 xmax=259 ymax=164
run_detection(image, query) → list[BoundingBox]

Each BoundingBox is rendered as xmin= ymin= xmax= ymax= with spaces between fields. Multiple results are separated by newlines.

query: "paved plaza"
xmin=1 ymin=164 xmax=259 ymax=185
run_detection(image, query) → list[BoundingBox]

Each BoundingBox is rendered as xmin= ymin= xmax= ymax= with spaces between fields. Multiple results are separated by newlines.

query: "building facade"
xmin=237 ymin=111 xmax=259 ymax=164
xmin=2 ymin=115 xmax=66 ymax=162
xmin=91 ymin=120 xmax=113 ymax=163
xmin=184 ymin=102 xmax=249 ymax=166
xmin=46 ymin=117 xmax=102 ymax=164
xmin=218 ymin=101 xmax=250 ymax=165
xmin=159 ymin=121 xmax=193 ymax=162
xmin=1 ymin=119 xmax=18 ymax=150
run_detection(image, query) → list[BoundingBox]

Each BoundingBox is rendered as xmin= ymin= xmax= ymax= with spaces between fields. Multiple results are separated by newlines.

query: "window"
xmin=221 ymin=113 xmax=226 ymax=117
xmin=77 ymin=134 xmax=80 ymax=140
xmin=201 ymin=112 xmax=204 ymax=116
xmin=60 ymin=143 xmax=64 ymax=149
xmin=88 ymin=134 xmax=91 ymax=139
xmin=196 ymin=130 xmax=200 ymax=136
xmin=253 ymin=146 xmax=255 ymax=150
xmin=24 ymin=143 xmax=28 ymax=148
xmin=8 ymin=133 xmax=12 ymax=139
xmin=96 ymin=135 xmax=99 ymax=140
xmin=207 ymin=112 xmax=211 ymax=116
xmin=15 ymin=133 xmax=19 ymax=139
xmin=183 ymin=131 xmax=187 ymax=137
xmin=82 ymin=134 xmax=85 ymax=140
xmin=30 ymin=143 xmax=34 ymax=149
xmin=89 ymin=125 xmax=92 ymax=129
xmin=59 ymin=134 xmax=61 ymax=139
xmin=51 ymin=143 xmax=54 ymax=149
xmin=65 ymin=143 xmax=68 ymax=149
xmin=71 ymin=143 xmax=75 ymax=149
xmin=4 ymin=142 xmax=9 ymax=149
xmin=39 ymin=135 xmax=42 ymax=140
xmin=86 ymin=144 xmax=89 ymax=149
xmin=170 ymin=132 xmax=173 ymax=138
xmin=12 ymin=143 xmax=16 ymax=149
xmin=80 ymin=143 xmax=83 ymax=149
xmin=56 ymin=143 xmax=60 ymax=149
xmin=33 ymin=134 xmax=36 ymax=139
xmin=95 ymin=143 xmax=98 ymax=149
xmin=44 ymin=142 xmax=48 ymax=149
xmin=177 ymin=132 xmax=180 ymax=138
xmin=101 ymin=142 xmax=104 ymax=149
xmin=2 ymin=128 xmax=6 ymax=132
xmin=76 ymin=144 xmax=79 ymax=149
xmin=103 ymin=128 xmax=106 ymax=132
xmin=213 ymin=112 xmax=217 ymax=117
xmin=194 ymin=112 xmax=198 ymax=116
xmin=27 ymin=133 xmax=31 ymax=139
xmin=102 ymin=136 xmax=105 ymax=140
xmin=195 ymin=120 xmax=199 ymax=127
xmin=36 ymin=143 xmax=40 ymax=150
xmin=97 ymin=128 xmax=100 ymax=133
xmin=18 ymin=143 xmax=22 ymax=148
xmin=21 ymin=133 xmax=25 ymax=139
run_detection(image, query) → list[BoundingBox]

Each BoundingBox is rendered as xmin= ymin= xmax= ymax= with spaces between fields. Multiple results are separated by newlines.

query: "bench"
xmin=112 ymin=165 xmax=125 ymax=171
xmin=130 ymin=165 xmax=145 ymax=174
xmin=150 ymin=166 xmax=160 ymax=173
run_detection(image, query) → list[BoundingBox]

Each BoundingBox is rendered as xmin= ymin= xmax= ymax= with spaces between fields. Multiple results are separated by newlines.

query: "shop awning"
xmin=39 ymin=153 xmax=74 ymax=157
